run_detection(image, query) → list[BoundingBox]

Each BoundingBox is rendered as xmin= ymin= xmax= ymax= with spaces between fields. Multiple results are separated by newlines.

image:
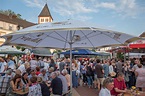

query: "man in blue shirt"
xmin=103 ymin=60 xmax=109 ymax=78
xmin=7 ymin=58 xmax=15 ymax=70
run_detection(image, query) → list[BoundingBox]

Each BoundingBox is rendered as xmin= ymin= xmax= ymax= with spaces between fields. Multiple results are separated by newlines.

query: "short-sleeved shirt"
xmin=38 ymin=73 xmax=48 ymax=82
xmin=135 ymin=68 xmax=145 ymax=87
xmin=103 ymin=64 xmax=109 ymax=77
xmin=18 ymin=64 xmax=26 ymax=74
xmin=30 ymin=60 xmax=38 ymax=69
xmin=111 ymin=78 xmax=126 ymax=96
xmin=95 ymin=64 xmax=104 ymax=78
xmin=44 ymin=62 xmax=49 ymax=71
xmin=28 ymin=84 xmax=42 ymax=96
xmin=0 ymin=76 xmax=11 ymax=93
xmin=38 ymin=60 xmax=44 ymax=68
xmin=132 ymin=64 xmax=139 ymax=71
xmin=58 ymin=75 xmax=68 ymax=94
xmin=116 ymin=62 xmax=123 ymax=73
xmin=7 ymin=60 xmax=15 ymax=70
xmin=0 ymin=62 xmax=7 ymax=72
xmin=99 ymin=88 xmax=111 ymax=96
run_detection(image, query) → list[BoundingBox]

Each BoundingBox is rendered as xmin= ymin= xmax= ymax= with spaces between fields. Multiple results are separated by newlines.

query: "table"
xmin=124 ymin=91 xmax=145 ymax=96
xmin=13 ymin=88 xmax=29 ymax=95
xmin=124 ymin=93 xmax=131 ymax=96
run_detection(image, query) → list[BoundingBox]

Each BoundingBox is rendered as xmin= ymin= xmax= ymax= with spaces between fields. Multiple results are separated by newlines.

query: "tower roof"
xmin=38 ymin=4 xmax=53 ymax=19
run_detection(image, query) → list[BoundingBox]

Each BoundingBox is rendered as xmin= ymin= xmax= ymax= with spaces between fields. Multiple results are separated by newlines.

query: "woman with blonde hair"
xmin=72 ymin=59 xmax=78 ymax=70
xmin=72 ymin=59 xmax=78 ymax=88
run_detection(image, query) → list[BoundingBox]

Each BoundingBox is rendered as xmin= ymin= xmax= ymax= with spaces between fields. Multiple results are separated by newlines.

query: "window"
xmin=41 ymin=18 xmax=44 ymax=22
xmin=45 ymin=18 xmax=49 ymax=22
xmin=9 ymin=26 xmax=12 ymax=30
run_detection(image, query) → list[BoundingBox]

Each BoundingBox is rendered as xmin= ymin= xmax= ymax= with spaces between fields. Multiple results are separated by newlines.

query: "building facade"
xmin=0 ymin=13 xmax=35 ymax=45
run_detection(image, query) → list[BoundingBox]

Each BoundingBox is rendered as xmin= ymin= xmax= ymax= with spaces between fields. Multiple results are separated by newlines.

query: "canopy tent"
xmin=0 ymin=46 xmax=25 ymax=55
xmin=60 ymin=49 xmax=99 ymax=55
xmin=61 ymin=49 xmax=111 ymax=56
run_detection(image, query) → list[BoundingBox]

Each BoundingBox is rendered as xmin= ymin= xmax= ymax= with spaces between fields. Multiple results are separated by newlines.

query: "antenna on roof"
xmin=42 ymin=0 xmax=47 ymax=4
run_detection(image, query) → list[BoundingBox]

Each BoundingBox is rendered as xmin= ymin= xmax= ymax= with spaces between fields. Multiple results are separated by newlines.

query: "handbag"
xmin=110 ymin=71 xmax=116 ymax=77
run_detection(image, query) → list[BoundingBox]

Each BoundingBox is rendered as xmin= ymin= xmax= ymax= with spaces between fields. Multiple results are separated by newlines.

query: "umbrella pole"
xmin=69 ymin=31 xmax=73 ymax=96
xmin=124 ymin=48 xmax=126 ymax=62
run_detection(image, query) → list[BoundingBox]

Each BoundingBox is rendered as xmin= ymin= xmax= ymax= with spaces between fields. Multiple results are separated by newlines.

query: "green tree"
xmin=117 ymin=52 xmax=124 ymax=60
xmin=0 ymin=9 xmax=22 ymax=19
xmin=53 ymin=49 xmax=62 ymax=53
xmin=91 ymin=49 xmax=96 ymax=52
xmin=16 ymin=46 xmax=25 ymax=51
xmin=17 ymin=14 xmax=21 ymax=19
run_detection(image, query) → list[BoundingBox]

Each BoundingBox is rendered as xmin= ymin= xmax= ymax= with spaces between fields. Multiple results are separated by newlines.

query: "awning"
xmin=129 ymin=44 xmax=145 ymax=48
xmin=60 ymin=49 xmax=100 ymax=55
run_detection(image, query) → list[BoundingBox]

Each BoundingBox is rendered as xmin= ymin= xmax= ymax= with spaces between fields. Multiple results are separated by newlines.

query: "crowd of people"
xmin=0 ymin=55 xmax=145 ymax=96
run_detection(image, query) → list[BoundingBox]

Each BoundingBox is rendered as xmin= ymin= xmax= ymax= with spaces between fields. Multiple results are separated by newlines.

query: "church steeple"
xmin=38 ymin=4 xmax=53 ymax=24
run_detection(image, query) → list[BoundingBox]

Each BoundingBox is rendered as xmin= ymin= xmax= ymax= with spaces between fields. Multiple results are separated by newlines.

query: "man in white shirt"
xmin=132 ymin=59 xmax=139 ymax=72
xmin=7 ymin=58 xmax=15 ymax=70
xmin=18 ymin=62 xmax=30 ymax=74
xmin=30 ymin=57 xmax=38 ymax=69
xmin=57 ymin=71 xmax=68 ymax=95
xmin=99 ymin=78 xmax=114 ymax=96
xmin=43 ymin=58 xmax=49 ymax=72
xmin=38 ymin=57 xmax=44 ymax=69
xmin=0 ymin=58 xmax=7 ymax=73
xmin=18 ymin=58 xmax=25 ymax=67
xmin=38 ymin=69 xmax=48 ymax=82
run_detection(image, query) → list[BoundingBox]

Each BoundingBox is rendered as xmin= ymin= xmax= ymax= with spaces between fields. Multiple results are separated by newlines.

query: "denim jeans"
xmin=86 ymin=76 xmax=93 ymax=86
xmin=72 ymin=71 xmax=78 ymax=87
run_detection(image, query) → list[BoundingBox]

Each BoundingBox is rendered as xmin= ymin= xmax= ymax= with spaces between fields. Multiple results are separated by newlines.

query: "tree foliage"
xmin=117 ymin=52 xmax=124 ymax=60
xmin=53 ymin=49 xmax=62 ymax=53
xmin=0 ymin=9 xmax=22 ymax=19
xmin=16 ymin=46 xmax=25 ymax=51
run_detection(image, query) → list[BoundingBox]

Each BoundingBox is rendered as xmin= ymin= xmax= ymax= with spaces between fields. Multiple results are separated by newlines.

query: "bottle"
xmin=22 ymin=85 xmax=25 ymax=92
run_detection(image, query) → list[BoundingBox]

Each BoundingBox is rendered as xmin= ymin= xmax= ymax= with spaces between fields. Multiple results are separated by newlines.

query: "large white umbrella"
xmin=1 ymin=20 xmax=139 ymax=49
xmin=0 ymin=20 xmax=139 ymax=95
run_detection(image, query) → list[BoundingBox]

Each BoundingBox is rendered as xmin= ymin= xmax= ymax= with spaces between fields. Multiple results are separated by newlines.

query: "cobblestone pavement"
xmin=75 ymin=85 xmax=99 ymax=96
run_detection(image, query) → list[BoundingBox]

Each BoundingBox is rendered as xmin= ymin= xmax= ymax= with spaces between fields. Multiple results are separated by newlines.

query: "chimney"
xmin=9 ymin=13 xmax=17 ymax=19
xmin=9 ymin=13 xmax=13 ymax=19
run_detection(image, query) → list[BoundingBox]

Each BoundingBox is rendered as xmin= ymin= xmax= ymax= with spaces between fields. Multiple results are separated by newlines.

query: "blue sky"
xmin=0 ymin=0 xmax=145 ymax=36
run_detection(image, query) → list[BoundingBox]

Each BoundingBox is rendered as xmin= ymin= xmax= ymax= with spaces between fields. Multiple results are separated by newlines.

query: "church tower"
xmin=38 ymin=4 xmax=53 ymax=24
